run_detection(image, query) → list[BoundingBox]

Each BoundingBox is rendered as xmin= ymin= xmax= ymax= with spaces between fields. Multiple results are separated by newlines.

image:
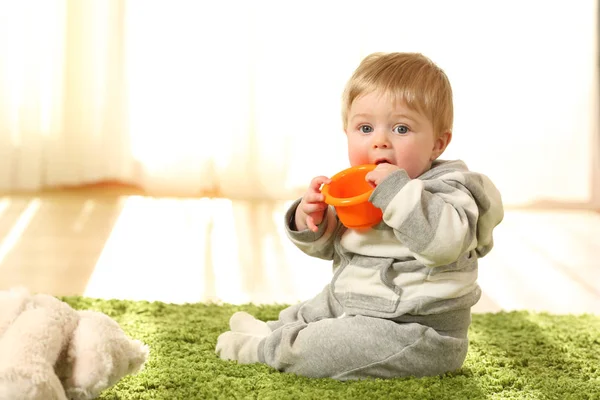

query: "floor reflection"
xmin=0 ymin=194 xmax=598 ymax=315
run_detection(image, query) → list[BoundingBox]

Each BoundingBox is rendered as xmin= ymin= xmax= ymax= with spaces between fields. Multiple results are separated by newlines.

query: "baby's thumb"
xmin=365 ymin=172 xmax=377 ymax=188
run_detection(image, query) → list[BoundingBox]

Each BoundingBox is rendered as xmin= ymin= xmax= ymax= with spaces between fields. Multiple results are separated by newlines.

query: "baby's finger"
xmin=302 ymin=202 xmax=327 ymax=215
xmin=304 ymin=192 xmax=325 ymax=204
xmin=365 ymin=172 xmax=377 ymax=188
xmin=309 ymin=176 xmax=331 ymax=191
xmin=306 ymin=216 xmax=319 ymax=232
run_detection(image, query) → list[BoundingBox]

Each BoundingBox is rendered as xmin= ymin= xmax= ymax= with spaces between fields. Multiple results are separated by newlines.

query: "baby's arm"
xmin=285 ymin=199 xmax=339 ymax=261
xmin=370 ymin=162 xmax=503 ymax=267
xmin=294 ymin=176 xmax=331 ymax=232
xmin=283 ymin=175 xmax=340 ymax=261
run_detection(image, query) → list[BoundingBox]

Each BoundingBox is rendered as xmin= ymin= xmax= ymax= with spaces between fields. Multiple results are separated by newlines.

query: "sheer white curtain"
xmin=0 ymin=1 xmax=133 ymax=190
xmin=0 ymin=0 xmax=597 ymax=206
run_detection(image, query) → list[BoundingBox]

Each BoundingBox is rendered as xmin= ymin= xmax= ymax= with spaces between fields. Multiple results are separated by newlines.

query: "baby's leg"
xmin=229 ymin=286 xmax=339 ymax=336
xmin=259 ymin=315 xmax=469 ymax=380
xmin=266 ymin=285 xmax=343 ymax=331
xmin=229 ymin=312 xmax=271 ymax=336
xmin=216 ymin=286 xmax=341 ymax=364
xmin=227 ymin=285 xmax=341 ymax=335
xmin=215 ymin=311 xmax=272 ymax=363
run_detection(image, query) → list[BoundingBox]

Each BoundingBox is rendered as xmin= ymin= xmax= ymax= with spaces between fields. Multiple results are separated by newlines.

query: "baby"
xmin=216 ymin=52 xmax=504 ymax=380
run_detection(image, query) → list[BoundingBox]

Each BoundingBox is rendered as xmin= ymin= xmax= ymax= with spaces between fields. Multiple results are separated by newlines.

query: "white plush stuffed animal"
xmin=0 ymin=287 xmax=149 ymax=400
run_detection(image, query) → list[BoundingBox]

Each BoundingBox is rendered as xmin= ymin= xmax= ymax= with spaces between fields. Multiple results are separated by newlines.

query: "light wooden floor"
xmin=0 ymin=193 xmax=598 ymax=315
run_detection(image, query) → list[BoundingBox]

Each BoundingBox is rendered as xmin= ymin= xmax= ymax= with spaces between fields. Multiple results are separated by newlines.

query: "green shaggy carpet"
xmin=61 ymin=297 xmax=600 ymax=400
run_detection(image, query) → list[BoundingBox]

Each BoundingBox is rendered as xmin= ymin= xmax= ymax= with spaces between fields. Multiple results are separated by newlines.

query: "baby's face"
xmin=345 ymin=91 xmax=440 ymax=179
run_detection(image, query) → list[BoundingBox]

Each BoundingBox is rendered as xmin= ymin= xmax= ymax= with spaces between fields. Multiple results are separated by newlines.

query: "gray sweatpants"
xmin=258 ymin=285 xmax=470 ymax=380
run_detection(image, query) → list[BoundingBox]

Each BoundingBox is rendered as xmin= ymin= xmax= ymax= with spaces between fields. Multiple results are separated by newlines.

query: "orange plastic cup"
xmin=321 ymin=164 xmax=383 ymax=229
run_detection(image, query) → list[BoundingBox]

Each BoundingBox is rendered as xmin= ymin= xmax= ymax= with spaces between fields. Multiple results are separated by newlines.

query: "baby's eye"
xmin=393 ymin=125 xmax=409 ymax=134
xmin=359 ymin=125 xmax=373 ymax=134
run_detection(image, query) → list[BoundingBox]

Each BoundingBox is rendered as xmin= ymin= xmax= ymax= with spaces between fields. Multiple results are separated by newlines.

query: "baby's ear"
xmin=126 ymin=339 xmax=149 ymax=374
xmin=431 ymin=131 xmax=452 ymax=160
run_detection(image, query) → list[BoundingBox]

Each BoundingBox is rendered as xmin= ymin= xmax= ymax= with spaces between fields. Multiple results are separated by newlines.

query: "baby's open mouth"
xmin=375 ymin=159 xmax=391 ymax=165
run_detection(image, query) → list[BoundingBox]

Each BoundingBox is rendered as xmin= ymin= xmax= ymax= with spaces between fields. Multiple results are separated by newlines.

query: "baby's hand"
xmin=365 ymin=163 xmax=400 ymax=187
xmin=295 ymin=176 xmax=331 ymax=232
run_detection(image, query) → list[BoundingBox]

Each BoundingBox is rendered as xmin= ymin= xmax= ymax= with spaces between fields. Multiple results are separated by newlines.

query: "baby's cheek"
xmin=346 ymin=142 xmax=368 ymax=166
xmin=405 ymin=162 xmax=430 ymax=179
xmin=349 ymin=155 xmax=368 ymax=167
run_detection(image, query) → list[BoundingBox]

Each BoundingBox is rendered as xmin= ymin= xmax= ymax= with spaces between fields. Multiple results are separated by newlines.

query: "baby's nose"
xmin=372 ymin=131 xmax=390 ymax=148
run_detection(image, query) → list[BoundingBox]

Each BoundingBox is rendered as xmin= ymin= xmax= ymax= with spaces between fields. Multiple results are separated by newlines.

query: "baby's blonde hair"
xmin=342 ymin=52 xmax=453 ymax=137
